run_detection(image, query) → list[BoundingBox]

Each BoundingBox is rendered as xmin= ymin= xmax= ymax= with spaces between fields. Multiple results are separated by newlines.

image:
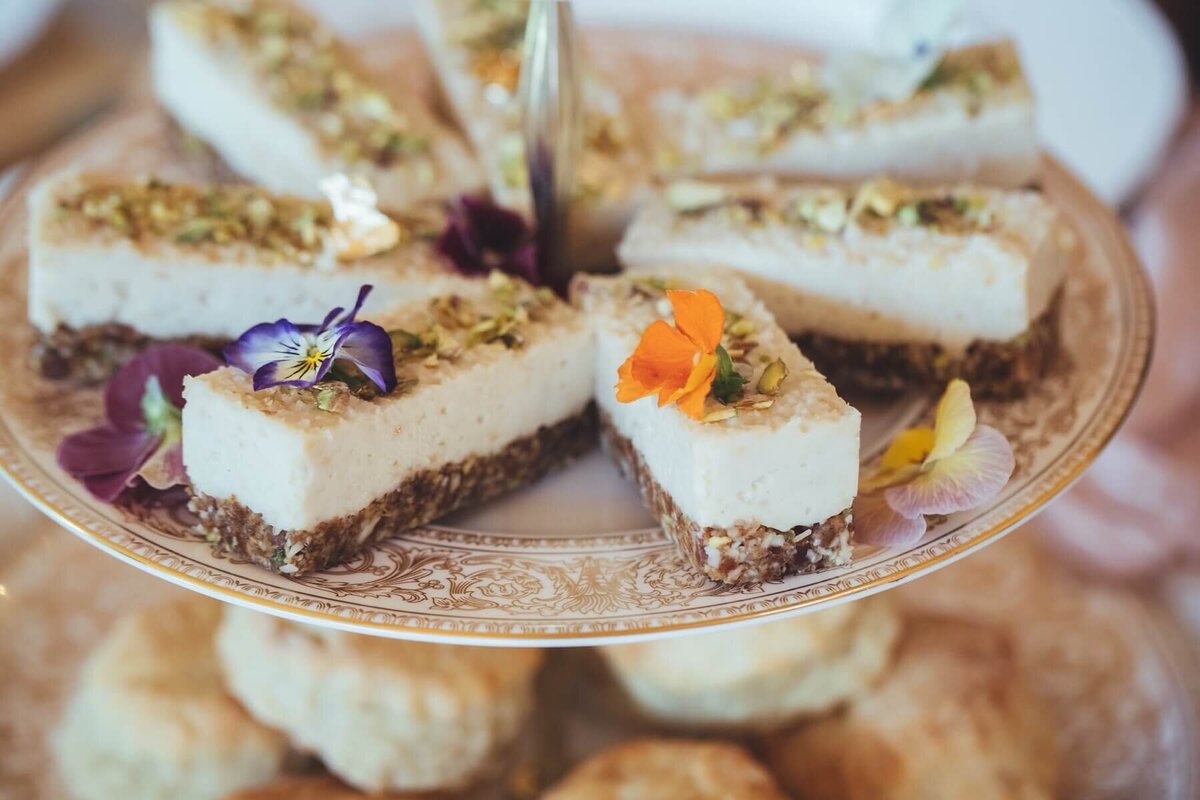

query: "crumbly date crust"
xmin=32 ymin=323 xmax=225 ymax=384
xmin=189 ymin=406 xmax=598 ymax=577
xmin=795 ymin=289 xmax=1062 ymax=399
xmin=599 ymin=410 xmax=853 ymax=586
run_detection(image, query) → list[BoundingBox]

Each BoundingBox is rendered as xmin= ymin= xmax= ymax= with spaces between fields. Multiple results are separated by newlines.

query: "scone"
xmin=598 ymin=596 xmax=899 ymax=730
xmin=764 ymin=619 xmax=1057 ymax=800
xmin=223 ymin=774 xmax=428 ymax=799
xmin=542 ymin=738 xmax=788 ymax=800
xmin=216 ymin=606 xmax=543 ymax=793
xmin=54 ymin=597 xmax=288 ymax=800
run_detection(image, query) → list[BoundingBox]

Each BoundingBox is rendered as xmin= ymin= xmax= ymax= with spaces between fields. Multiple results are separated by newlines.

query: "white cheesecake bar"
xmin=652 ymin=42 xmax=1038 ymax=188
xmin=27 ymin=172 xmax=472 ymax=380
xmin=149 ymin=0 xmax=483 ymax=210
xmin=619 ymin=178 xmax=1071 ymax=396
xmin=413 ymin=0 xmax=647 ymax=267
xmin=183 ymin=276 xmax=595 ymax=576
xmin=571 ymin=271 xmax=860 ymax=585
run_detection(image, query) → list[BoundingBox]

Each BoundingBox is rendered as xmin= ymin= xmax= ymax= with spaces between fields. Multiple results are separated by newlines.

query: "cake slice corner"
xmin=571 ymin=269 xmax=861 ymax=585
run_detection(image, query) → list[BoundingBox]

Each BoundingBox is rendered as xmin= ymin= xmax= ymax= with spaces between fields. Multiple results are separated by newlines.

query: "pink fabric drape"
xmin=1034 ymin=110 xmax=1200 ymax=586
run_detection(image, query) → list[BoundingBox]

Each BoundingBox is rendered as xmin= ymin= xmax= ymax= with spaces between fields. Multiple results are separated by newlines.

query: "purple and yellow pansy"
xmin=224 ymin=284 xmax=397 ymax=393
xmin=854 ymin=379 xmax=1015 ymax=547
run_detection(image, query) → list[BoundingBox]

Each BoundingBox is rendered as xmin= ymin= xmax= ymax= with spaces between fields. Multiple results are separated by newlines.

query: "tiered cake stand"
xmin=0 ymin=20 xmax=1192 ymax=800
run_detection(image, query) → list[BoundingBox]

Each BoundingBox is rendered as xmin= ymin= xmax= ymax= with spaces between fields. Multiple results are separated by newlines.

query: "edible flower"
xmin=225 ymin=285 xmax=397 ymax=393
xmin=319 ymin=173 xmax=401 ymax=262
xmin=436 ymin=195 xmax=539 ymax=285
xmin=616 ymin=288 xmax=745 ymax=421
xmin=854 ymin=379 xmax=1014 ymax=546
xmin=56 ymin=345 xmax=221 ymax=501
xmin=822 ymin=0 xmax=964 ymax=113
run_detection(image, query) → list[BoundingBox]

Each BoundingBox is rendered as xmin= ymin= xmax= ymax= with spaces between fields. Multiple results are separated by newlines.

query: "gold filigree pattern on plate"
xmin=0 ymin=29 xmax=1153 ymax=643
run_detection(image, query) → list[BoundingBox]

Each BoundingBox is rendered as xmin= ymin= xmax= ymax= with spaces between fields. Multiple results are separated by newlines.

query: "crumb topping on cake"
xmin=45 ymin=176 xmax=445 ymax=264
xmin=177 ymin=0 xmax=434 ymax=170
xmin=199 ymin=274 xmax=577 ymax=421
xmin=664 ymin=177 xmax=1004 ymax=237
xmin=448 ymin=0 xmax=528 ymax=94
xmin=662 ymin=41 xmax=1026 ymax=163
xmin=437 ymin=0 xmax=636 ymax=203
xmin=52 ymin=177 xmax=333 ymax=262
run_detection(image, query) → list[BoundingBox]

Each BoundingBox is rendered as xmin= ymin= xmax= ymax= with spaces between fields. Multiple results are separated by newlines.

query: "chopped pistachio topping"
xmin=57 ymin=178 xmax=443 ymax=262
xmin=290 ymin=275 xmax=554 ymax=409
xmin=665 ymin=180 xmax=732 ymax=214
xmin=445 ymin=0 xmax=631 ymax=201
xmin=757 ymin=359 xmax=788 ymax=394
xmin=699 ymin=44 xmax=1022 ymax=154
xmin=59 ymin=178 xmax=334 ymax=261
xmin=921 ymin=44 xmax=1022 ymax=94
xmin=389 ymin=273 xmax=555 ymax=369
xmin=186 ymin=0 xmax=431 ymax=169
xmin=449 ymin=0 xmax=529 ymax=93
xmin=671 ymin=179 xmax=997 ymax=236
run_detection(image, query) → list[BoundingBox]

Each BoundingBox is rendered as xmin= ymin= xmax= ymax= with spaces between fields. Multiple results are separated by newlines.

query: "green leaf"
xmin=710 ymin=345 xmax=747 ymax=404
xmin=140 ymin=376 xmax=182 ymax=440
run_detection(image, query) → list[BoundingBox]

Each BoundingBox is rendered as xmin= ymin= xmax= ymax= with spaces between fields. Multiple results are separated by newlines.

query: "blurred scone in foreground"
xmin=223 ymin=774 xmax=427 ymax=799
xmin=765 ymin=617 xmax=1058 ymax=800
xmin=543 ymin=738 xmax=788 ymax=800
xmin=54 ymin=597 xmax=289 ymax=800
xmin=216 ymin=606 xmax=543 ymax=794
xmin=598 ymin=595 xmax=900 ymax=730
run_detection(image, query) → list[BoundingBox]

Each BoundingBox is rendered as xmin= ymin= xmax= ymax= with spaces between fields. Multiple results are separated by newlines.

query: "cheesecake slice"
xmin=414 ymin=0 xmax=647 ymax=267
xmin=618 ymin=178 xmax=1071 ymax=397
xmin=183 ymin=275 xmax=595 ymax=576
xmin=571 ymin=271 xmax=860 ymax=585
xmin=149 ymin=0 xmax=483 ymax=210
xmin=652 ymin=41 xmax=1038 ymax=188
xmin=28 ymin=173 xmax=473 ymax=382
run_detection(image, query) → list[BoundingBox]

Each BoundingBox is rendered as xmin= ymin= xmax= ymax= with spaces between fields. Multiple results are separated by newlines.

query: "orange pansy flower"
xmin=616 ymin=289 xmax=724 ymax=420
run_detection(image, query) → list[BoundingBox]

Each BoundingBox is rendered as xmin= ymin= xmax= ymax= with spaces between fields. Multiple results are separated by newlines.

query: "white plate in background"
xmin=0 ymin=0 xmax=63 ymax=71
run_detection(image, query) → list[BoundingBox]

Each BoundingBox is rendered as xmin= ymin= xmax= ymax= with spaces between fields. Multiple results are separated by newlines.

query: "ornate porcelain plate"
xmin=0 ymin=23 xmax=1156 ymax=644
xmin=0 ymin=101 xmax=1153 ymax=644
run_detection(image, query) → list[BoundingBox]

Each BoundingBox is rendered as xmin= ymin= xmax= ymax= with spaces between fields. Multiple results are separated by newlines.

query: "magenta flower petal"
xmin=853 ymin=490 xmax=928 ymax=547
xmin=884 ymin=424 xmax=1015 ymax=519
xmin=461 ymin=194 xmax=529 ymax=250
xmin=506 ymin=241 xmax=541 ymax=285
xmin=330 ymin=321 xmax=398 ymax=393
xmin=436 ymin=194 xmax=541 ymax=284
xmin=56 ymin=427 xmax=160 ymax=502
xmin=105 ymin=345 xmax=221 ymax=431
xmin=437 ymin=220 xmax=480 ymax=273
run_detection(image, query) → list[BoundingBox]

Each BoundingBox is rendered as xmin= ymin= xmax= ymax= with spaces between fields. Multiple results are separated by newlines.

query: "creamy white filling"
xmin=619 ymin=199 xmax=1067 ymax=352
xmin=655 ymin=90 xmax=1039 ymax=189
xmin=592 ymin=322 xmax=859 ymax=531
xmin=149 ymin=4 xmax=482 ymax=208
xmin=182 ymin=326 xmax=595 ymax=532
xmin=26 ymin=237 xmax=471 ymax=340
xmin=150 ymin=4 xmax=329 ymax=200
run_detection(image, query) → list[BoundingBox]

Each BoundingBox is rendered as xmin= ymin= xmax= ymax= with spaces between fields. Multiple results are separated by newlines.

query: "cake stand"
xmin=0 ymin=30 xmax=1154 ymax=646
xmin=0 ymin=15 xmax=1186 ymax=800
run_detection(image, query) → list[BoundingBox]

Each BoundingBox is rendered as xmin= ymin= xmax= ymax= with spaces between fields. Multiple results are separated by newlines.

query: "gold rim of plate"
xmin=0 ymin=108 xmax=1155 ymax=645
